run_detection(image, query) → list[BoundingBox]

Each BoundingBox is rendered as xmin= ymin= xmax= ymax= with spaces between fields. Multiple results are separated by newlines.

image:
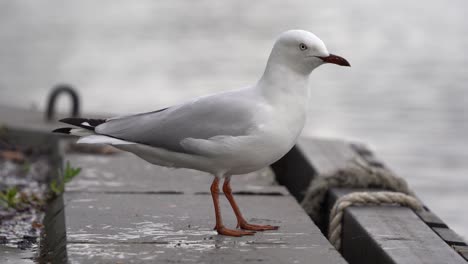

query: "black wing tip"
xmin=52 ymin=127 xmax=72 ymax=134
xmin=58 ymin=117 xmax=106 ymax=130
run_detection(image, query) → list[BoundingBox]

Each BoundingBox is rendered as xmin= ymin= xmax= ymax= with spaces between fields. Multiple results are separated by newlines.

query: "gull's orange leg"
xmin=223 ymin=176 xmax=279 ymax=231
xmin=210 ymin=177 xmax=255 ymax=237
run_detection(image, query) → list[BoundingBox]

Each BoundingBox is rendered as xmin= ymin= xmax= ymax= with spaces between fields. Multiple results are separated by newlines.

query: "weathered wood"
xmin=0 ymin=128 xmax=62 ymax=182
xmin=453 ymin=246 xmax=468 ymax=261
xmin=63 ymin=151 xmax=347 ymax=264
xmin=271 ymin=138 xmax=358 ymax=202
xmin=0 ymin=247 xmax=35 ymax=264
xmin=40 ymin=195 xmax=67 ymax=263
xmin=65 ymin=192 xmax=346 ymax=264
xmin=66 ymin=153 xmax=287 ymax=195
xmin=329 ymin=188 xmax=466 ymax=264
xmin=271 ymin=145 xmax=316 ymax=201
xmin=350 ymin=143 xmax=385 ymax=168
xmin=433 ymin=227 xmax=467 ymax=246
xmin=0 ymin=105 xmax=104 ymax=133
xmin=296 ymin=137 xmax=357 ymax=175
xmin=415 ymin=210 xmax=447 ymax=228
xmin=295 ymin=138 xmax=468 ymax=264
xmin=295 ymin=137 xmax=366 ymax=233
xmin=0 ymin=105 xmax=62 ymax=132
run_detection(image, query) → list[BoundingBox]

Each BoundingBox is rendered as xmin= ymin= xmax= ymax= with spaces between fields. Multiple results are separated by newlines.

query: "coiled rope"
xmin=328 ymin=191 xmax=422 ymax=250
xmin=300 ymin=157 xmax=423 ymax=250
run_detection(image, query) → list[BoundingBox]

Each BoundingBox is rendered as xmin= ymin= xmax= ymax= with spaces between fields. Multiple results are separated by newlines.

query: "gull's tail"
xmin=55 ymin=117 xmax=106 ymax=131
xmin=53 ymin=117 xmax=135 ymax=145
xmin=52 ymin=117 xmax=106 ymax=137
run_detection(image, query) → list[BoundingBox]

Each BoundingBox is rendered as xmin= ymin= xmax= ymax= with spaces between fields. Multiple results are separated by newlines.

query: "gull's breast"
xmin=225 ymin=103 xmax=307 ymax=175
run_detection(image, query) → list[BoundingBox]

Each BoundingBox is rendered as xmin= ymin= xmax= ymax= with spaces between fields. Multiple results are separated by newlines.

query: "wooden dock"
xmin=62 ymin=152 xmax=345 ymax=263
xmin=276 ymin=138 xmax=468 ymax=263
xmin=1 ymin=105 xmax=467 ymax=263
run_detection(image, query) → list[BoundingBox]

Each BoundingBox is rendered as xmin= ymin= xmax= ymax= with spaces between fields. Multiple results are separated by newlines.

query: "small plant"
xmin=18 ymin=190 xmax=45 ymax=208
xmin=0 ymin=187 xmax=19 ymax=208
xmin=50 ymin=161 xmax=81 ymax=196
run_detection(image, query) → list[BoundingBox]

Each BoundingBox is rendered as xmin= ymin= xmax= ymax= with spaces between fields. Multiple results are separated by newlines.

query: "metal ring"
xmin=45 ymin=84 xmax=80 ymax=121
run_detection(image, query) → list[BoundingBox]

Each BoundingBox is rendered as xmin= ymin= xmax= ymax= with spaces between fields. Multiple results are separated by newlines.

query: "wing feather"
xmin=95 ymin=89 xmax=259 ymax=154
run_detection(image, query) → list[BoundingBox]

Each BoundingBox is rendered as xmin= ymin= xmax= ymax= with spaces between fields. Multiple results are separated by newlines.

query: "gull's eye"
xmin=299 ymin=43 xmax=308 ymax=51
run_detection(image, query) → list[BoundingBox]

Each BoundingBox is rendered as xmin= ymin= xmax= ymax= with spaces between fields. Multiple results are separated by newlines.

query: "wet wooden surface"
xmin=63 ymin=152 xmax=346 ymax=264
xmin=65 ymin=153 xmax=286 ymax=195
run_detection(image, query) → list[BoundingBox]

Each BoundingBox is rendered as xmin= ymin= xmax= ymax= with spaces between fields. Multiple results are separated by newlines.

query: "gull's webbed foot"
xmin=238 ymin=221 xmax=279 ymax=231
xmin=216 ymin=226 xmax=255 ymax=237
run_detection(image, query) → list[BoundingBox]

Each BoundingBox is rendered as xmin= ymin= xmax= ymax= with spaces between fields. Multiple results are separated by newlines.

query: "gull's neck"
xmin=257 ymin=61 xmax=311 ymax=105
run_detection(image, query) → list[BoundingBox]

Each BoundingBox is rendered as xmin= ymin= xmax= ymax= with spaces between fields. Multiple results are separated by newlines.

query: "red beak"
xmin=318 ymin=54 xmax=350 ymax=67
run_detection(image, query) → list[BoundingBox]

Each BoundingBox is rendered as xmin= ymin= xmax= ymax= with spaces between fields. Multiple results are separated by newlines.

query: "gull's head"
xmin=268 ymin=30 xmax=350 ymax=75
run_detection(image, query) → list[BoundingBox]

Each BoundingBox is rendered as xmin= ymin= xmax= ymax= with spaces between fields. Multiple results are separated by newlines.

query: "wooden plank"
xmin=350 ymin=143 xmax=385 ymax=168
xmin=296 ymin=138 xmax=467 ymax=264
xmin=296 ymin=137 xmax=357 ymax=175
xmin=0 ymin=247 xmax=35 ymax=264
xmin=41 ymin=196 xmax=67 ymax=262
xmin=0 ymin=105 xmax=105 ymax=133
xmin=433 ymin=227 xmax=467 ymax=246
xmin=64 ymin=190 xmax=346 ymax=263
xmin=271 ymin=137 xmax=358 ymax=201
xmin=329 ymin=188 xmax=466 ymax=264
xmin=63 ymin=151 xmax=347 ymax=264
xmin=415 ymin=210 xmax=447 ymax=228
xmin=271 ymin=146 xmax=316 ymax=201
xmin=66 ymin=153 xmax=287 ymax=195
xmin=453 ymin=246 xmax=468 ymax=261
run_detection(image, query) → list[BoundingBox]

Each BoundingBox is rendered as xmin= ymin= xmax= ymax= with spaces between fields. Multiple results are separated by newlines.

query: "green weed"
xmin=50 ymin=161 xmax=81 ymax=196
xmin=0 ymin=187 xmax=19 ymax=208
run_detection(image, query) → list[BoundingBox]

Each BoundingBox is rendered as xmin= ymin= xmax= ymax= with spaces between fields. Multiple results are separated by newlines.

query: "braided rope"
xmin=300 ymin=157 xmax=424 ymax=250
xmin=301 ymin=158 xmax=414 ymax=226
xmin=328 ymin=191 xmax=423 ymax=250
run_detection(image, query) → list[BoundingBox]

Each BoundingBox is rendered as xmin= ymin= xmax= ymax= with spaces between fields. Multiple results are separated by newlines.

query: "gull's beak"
xmin=318 ymin=54 xmax=351 ymax=67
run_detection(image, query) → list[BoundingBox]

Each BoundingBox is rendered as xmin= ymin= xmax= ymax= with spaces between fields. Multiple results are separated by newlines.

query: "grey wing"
xmin=95 ymin=92 xmax=258 ymax=153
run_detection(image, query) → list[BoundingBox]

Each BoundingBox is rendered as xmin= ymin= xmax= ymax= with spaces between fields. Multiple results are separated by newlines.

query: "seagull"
xmin=53 ymin=29 xmax=350 ymax=237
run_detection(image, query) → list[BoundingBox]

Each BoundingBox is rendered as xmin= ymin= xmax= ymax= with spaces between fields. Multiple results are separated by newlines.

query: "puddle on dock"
xmin=68 ymin=221 xmax=215 ymax=244
xmin=67 ymin=218 xmax=316 ymax=256
xmin=67 ymin=227 xmax=319 ymax=263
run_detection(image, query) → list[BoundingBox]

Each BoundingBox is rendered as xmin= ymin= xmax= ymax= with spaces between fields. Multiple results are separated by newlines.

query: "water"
xmin=0 ymin=1 xmax=467 ymax=239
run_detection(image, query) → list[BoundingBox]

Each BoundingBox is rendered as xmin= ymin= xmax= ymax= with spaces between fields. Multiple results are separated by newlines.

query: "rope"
xmin=328 ymin=191 xmax=423 ymax=250
xmin=301 ymin=157 xmax=414 ymax=226
xmin=300 ymin=157 xmax=423 ymax=250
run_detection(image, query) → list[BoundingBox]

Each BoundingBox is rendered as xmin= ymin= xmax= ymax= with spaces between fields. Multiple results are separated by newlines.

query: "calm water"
xmin=1 ymin=1 xmax=467 ymax=239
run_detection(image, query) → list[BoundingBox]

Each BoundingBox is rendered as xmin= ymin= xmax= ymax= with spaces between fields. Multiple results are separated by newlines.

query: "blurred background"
xmin=0 ymin=0 xmax=467 ymax=239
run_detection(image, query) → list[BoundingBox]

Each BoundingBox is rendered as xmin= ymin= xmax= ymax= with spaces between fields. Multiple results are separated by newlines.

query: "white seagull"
xmin=53 ymin=29 xmax=350 ymax=237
